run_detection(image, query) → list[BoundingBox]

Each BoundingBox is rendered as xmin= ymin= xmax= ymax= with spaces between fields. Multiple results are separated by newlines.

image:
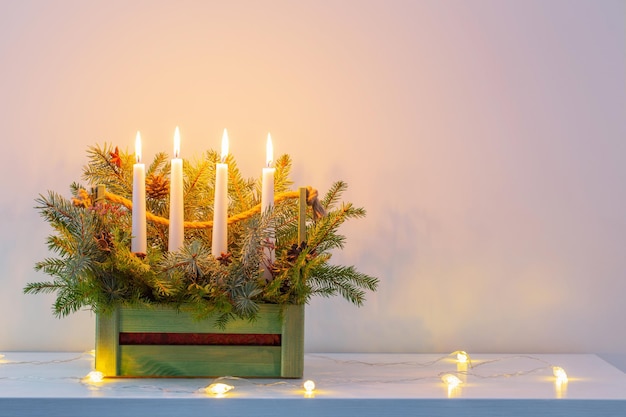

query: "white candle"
xmin=211 ymin=129 xmax=229 ymax=257
xmin=131 ymin=132 xmax=147 ymax=254
xmin=261 ymin=133 xmax=275 ymax=280
xmin=168 ymin=126 xmax=184 ymax=252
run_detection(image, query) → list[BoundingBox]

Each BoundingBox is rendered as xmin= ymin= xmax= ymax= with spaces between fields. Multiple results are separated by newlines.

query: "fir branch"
xmin=23 ymin=281 xmax=66 ymax=295
xmin=225 ymin=153 xmax=256 ymax=214
xmin=273 ymin=154 xmax=294 ymax=193
xmin=82 ymin=143 xmax=133 ymax=196
xmin=35 ymin=191 xmax=104 ymax=282
xmin=308 ymin=264 xmax=379 ymax=306
xmin=34 ymin=257 xmax=70 ymax=278
xmin=147 ymin=152 xmax=170 ymax=177
xmin=307 ymin=202 xmax=366 ymax=254
xmin=53 ymin=283 xmax=94 ymax=316
xmin=161 ymin=239 xmax=214 ymax=284
xmin=321 ymin=180 xmax=348 ymax=210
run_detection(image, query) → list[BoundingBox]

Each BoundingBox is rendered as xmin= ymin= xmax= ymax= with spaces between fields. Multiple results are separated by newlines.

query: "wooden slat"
xmin=95 ymin=308 xmax=119 ymax=376
xmin=280 ymin=304 xmax=305 ymax=378
xmin=118 ymin=305 xmax=283 ymax=334
xmin=119 ymin=345 xmax=281 ymax=377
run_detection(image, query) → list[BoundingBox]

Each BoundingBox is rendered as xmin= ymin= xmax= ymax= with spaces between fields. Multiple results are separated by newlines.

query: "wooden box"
xmin=95 ymin=304 xmax=304 ymax=378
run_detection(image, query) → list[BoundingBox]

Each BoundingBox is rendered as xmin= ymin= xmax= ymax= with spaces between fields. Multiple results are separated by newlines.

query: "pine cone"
xmin=146 ymin=174 xmax=170 ymax=200
xmin=95 ymin=230 xmax=113 ymax=252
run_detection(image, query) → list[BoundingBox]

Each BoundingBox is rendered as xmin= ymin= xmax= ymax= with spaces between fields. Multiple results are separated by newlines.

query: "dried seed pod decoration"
xmin=286 ymin=241 xmax=307 ymax=262
xmin=216 ymin=252 xmax=233 ymax=266
xmin=109 ymin=146 xmax=122 ymax=168
xmin=72 ymin=188 xmax=92 ymax=208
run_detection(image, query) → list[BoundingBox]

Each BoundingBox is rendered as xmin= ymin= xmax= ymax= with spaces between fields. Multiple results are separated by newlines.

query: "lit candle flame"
xmin=174 ymin=126 xmax=181 ymax=159
xmin=221 ymin=129 xmax=229 ymax=162
xmin=135 ymin=131 xmax=142 ymax=163
xmin=266 ymin=133 xmax=273 ymax=167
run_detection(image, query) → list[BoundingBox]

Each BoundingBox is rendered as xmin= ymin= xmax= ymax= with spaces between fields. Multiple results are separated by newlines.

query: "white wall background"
xmin=1 ymin=0 xmax=624 ymax=355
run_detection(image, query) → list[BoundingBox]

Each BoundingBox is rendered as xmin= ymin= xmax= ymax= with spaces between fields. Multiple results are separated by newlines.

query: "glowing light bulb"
xmin=441 ymin=373 xmax=462 ymax=388
xmin=206 ymin=383 xmax=234 ymax=396
xmin=303 ymin=380 xmax=316 ymax=393
xmin=552 ymin=366 xmax=568 ymax=383
xmin=84 ymin=371 xmax=104 ymax=383
xmin=456 ymin=351 xmax=469 ymax=364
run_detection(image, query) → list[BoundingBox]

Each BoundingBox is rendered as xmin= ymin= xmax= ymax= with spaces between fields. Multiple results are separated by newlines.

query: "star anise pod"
xmin=109 ymin=146 xmax=122 ymax=168
xmin=216 ymin=252 xmax=233 ymax=266
xmin=146 ymin=173 xmax=170 ymax=200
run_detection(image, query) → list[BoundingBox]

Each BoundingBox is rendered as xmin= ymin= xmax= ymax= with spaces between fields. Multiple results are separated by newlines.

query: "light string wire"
xmin=0 ymin=351 xmax=92 ymax=366
xmin=0 ymin=351 xmax=94 ymax=382
xmin=0 ymin=351 xmax=567 ymax=394
xmin=304 ymin=353 xmax=561 ymax=385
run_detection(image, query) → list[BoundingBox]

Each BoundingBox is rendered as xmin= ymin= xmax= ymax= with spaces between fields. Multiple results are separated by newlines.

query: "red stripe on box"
xmin=119 ymin=332 xmax=281 ymax=346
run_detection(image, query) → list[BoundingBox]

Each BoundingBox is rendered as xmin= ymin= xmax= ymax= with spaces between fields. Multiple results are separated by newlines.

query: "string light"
xmin=303 ymin=379 xmax=316 ymax=395
xmin=455 ymin=351 xmax=470 ymax=364
xmin=441 ymin=373 xmax=462 ymax=398
xmin=552 ymin=366 xmax=568 ymax=383
xmin=83 ymin=371 xmax=104 ymax=383
xmin=440 ymin=373 xmax=462 ymax=388
xmin=205 ymin=383 xmax=235 ymax=396
xmin=1 ymin=352 xmax=577 ymax=400
xmin=554 ymin=367 xmax=568 ymax=399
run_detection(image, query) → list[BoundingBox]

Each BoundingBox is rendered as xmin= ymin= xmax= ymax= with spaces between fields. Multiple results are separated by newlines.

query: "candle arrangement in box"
xmin=24 ymin=129 xmax=379 ymax=378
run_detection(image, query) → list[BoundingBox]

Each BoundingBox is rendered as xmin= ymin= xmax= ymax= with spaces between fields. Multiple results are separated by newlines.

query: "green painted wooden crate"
xmin=95 ymin=304 xmax=304 ymax=378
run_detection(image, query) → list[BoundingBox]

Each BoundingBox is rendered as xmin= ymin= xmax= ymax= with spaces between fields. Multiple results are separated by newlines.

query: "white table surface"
xmin=1 ymin=352 xmax=625 ymax=416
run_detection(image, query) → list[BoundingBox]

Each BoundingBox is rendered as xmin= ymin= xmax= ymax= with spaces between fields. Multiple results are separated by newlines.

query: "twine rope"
xmin=102 ymin=187 xmax=325 ymax=230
